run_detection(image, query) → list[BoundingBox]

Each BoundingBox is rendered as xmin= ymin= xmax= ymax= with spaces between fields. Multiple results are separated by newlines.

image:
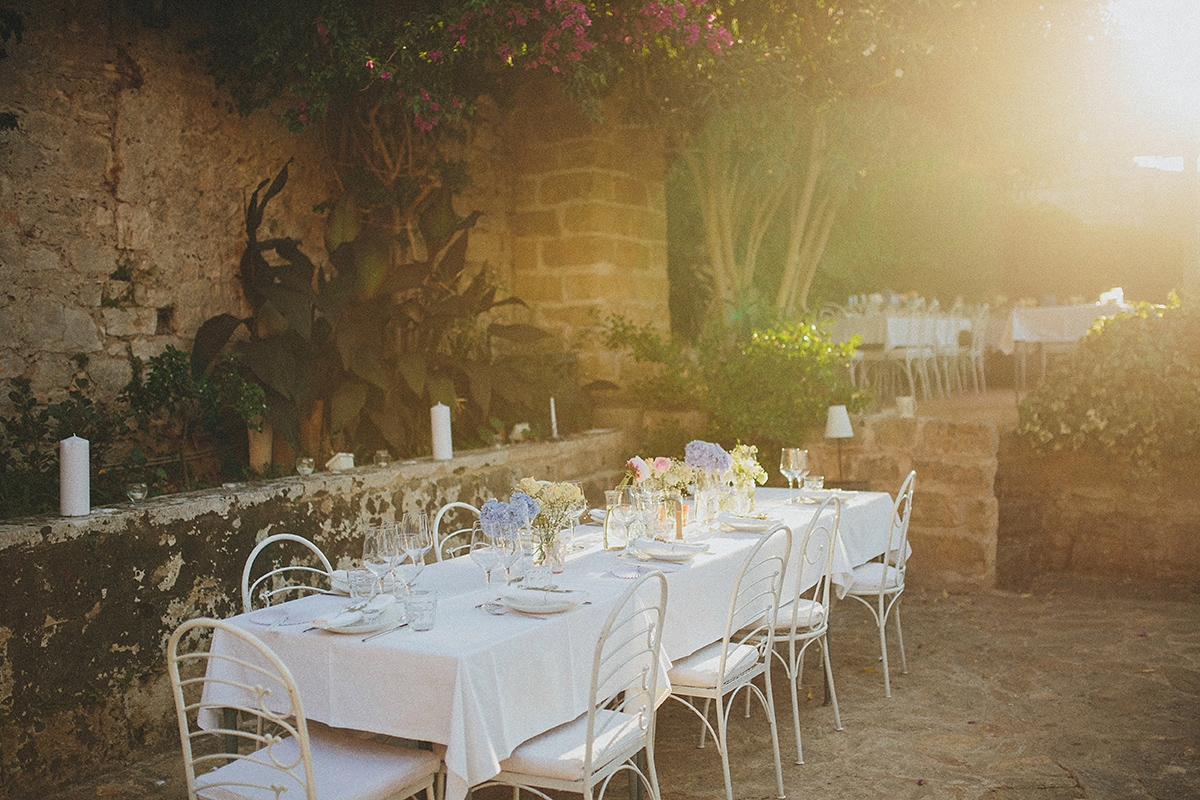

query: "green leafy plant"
xmin=0 ymin=356 xmax=129 ymax=518
xmin=121 ymin=346 xmax=266 ymax=486
xmin=1018 ymin=298 xmax=1200 ymax=468
xmin=195 ymin=161 xmax=553 ymax=461
xmin=599 ymin=314 xmax=868 ymax=451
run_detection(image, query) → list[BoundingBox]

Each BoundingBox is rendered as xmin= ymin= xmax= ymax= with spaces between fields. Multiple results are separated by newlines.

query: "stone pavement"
xmin=49 ymin=574 xmax=1199 ymax=800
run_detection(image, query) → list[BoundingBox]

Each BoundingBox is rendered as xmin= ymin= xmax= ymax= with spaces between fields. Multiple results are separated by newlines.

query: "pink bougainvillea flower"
xmin=380 ymin=72 xmax=391 ymax=80
xmin=365 ymin=58 xmax=375 ymax=69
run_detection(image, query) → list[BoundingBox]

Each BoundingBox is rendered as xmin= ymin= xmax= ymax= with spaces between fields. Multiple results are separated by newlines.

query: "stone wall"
xmin=0 ymin=1 xmax=338 ymax=408
xmin=804 ymin=412 xmax=1001 ymax=591
xmin=995 ymin=434 xmax=1200 ymax=591
xmin=506 ymin=76 xmax=670 ymax=385
xmin=0 ymin=4 xmax=669 ymax=419
xmin=0 ymin=430 xmax=631 ymax=799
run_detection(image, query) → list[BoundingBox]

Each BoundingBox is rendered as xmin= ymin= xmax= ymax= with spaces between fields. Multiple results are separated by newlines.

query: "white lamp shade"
xmin=825 ymin=405 xmax=853 ymax=439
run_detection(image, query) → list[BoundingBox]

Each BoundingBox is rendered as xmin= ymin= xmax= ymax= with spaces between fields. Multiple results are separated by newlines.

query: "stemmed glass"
xmin=780 ymin=448 xmax=809 ymax=504
xmin=469 ymin=522 xmax=501 ymax=584
xmin=495 ymin=525 xmax=522 ymax=583
xmin=362 ymin=523 xmax=394 ymax=594
xmin=606 ymin=487 xmax=635 ymax=550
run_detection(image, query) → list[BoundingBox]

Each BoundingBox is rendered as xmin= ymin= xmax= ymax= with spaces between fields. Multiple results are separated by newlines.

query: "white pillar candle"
xmin=550 ymin=396 xmax=558 ymax=439
xmin=60 ymin=435 xmax=90 ymax=516
xmin=431 ymin=403 xmax=453 ymax=461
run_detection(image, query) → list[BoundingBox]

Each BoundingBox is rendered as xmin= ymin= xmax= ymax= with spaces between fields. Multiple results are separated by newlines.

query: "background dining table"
xmin=200 ymin=487 xmax=895 ymax=800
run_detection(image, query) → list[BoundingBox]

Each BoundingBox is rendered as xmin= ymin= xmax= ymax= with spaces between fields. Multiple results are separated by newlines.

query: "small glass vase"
xmin=535 ymin=526 xmax=567 ymax=573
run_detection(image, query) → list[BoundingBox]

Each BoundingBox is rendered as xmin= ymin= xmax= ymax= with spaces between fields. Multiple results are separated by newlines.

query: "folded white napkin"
xmin=589 ymin=508 xmax=607 ymax=524
xmin=313 ymin=594 xmax=395 ymax=628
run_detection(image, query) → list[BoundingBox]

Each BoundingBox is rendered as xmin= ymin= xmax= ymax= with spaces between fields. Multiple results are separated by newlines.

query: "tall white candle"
xmin=60 ymin=435 xmax=90 ymax=516
xmin=550 ymin=396 xmax=558 ymax=439
xmin=431 ymin=403 xmax=453 ymax=461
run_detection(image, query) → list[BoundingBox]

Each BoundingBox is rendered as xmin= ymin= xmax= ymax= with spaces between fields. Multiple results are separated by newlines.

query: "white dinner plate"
xmin=311 ymin=603 xmax=403 ymax=634
xmin=499 ymin=587 xmax=588 ymax=615
xmin=716 ymin=513 xmax=782 ymax=532
xmin=628 ymin=538 xmax=708 ymax=562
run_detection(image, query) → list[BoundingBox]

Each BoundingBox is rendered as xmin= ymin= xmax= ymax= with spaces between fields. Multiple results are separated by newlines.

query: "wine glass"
xmin=780 ymin=448 xmax=806 ymax=504
xmin=495 ymin=525 xmax=522 ymax=583
xmin=399 ymin=511 xmax=432 ymax=563
xmin=606 ymin=487 xmax=635 ymax=550
xmin=362 ymin=523 xmax=394 ymax=593
xmin=469 ymin=522 xmax=501 ymax=584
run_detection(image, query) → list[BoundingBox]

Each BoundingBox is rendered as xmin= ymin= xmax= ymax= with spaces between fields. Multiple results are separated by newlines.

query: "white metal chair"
xmin=666 ymin=524 xmax=790 ymax=800
xmin=474 ymin=570 xmax=669 ymax=800
xmin=844 ymin=470 xmax=915 ymax=697
xmin=965 ymin=303 xmax=990 ymax=393
xmin=167 ymin=617 xmax=441 ymax=800
xmin=241 ymin=533 xmax=334 ymax=613
xmin=432 ymin=501 xmax=479 ymax=561
xmin=767 ymin=495 xmax=843 ymax=764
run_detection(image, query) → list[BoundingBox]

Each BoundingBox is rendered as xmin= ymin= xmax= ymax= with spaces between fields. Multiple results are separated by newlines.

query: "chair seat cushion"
xmin=775 ymin=598 xmax=827 ymax=631
xmin=668 ymin=641 xmax=759 ymax=689
xmin=196 ymin=728 xmax=440 ymax=800
xmin=498 ymin=708 xmax=647 ymax=782
xmin=847 ymin=562 xmax=903 ymax=594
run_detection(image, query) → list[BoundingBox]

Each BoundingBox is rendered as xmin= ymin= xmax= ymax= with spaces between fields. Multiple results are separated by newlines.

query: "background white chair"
xmin=432 ymin=501 xmax=479 ymax=561
xmin=966 ymin=303 xmax=990 ymax=393
xmin=474 ymin=570 xmax=669 ymax=800
xmin=844 ymin=470 xmax=915 ymax=697
xmin=167 ymin=617 xmax=440 ymax=800
xmin=241 ymin=533 xmax=333 ymax=613
xmin=666 ymin=524 xmax=790 ymax=800
xmin=767 ymin=495 xmax=843 ymax=764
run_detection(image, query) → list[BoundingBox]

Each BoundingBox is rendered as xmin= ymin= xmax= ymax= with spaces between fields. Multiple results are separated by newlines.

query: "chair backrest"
xmin=241 ymin=533 xmax=334 ymax=613
xmin=168 ymin=617 xmax=317 ymax=800
xmin=886 ymin=471 xmax=916 ymax=579
xmin=432 ymin=501 xmax=480 ymax=561
xmin=783 ymin=496 xmax=841 ymax=636
xmin=716 ymin=524 xmax=792 ymax=691
xmin=968 ymin=304 xmax=990 ymax=356
xmin=585 ymin=570 xmax=669 ymax=772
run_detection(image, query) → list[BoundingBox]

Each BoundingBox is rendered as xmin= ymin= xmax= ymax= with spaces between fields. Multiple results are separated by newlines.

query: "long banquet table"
xmin=202 ymin=487 xmax=895 ymax=800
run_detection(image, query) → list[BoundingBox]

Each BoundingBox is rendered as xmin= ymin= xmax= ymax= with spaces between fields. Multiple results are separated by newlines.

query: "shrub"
xmin=1017 ymin=299 xmax=1200 ymax=467
xmin=600 ymin=315 xmax=869 ymax=452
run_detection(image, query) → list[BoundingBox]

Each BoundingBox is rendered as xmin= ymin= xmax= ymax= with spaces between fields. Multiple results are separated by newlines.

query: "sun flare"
xmin=1110 ymin=0 xmax=1200 ymax=128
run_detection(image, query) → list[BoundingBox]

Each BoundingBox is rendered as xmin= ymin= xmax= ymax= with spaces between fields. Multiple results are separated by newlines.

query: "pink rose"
xmin=651 ymin=457 xmax=672 ymax=474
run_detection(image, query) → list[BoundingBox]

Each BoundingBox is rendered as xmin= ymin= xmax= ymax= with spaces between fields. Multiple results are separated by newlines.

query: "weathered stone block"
xmin=911 ymin=491 xmax=960 ymax=529
xmin=912 ymin=458 xmax=996 ymax=493
xmin=870 ymin=417 xmax=919 ymax=451
xmin=541 ymin=235 xmax=617 ymax=267
xmin=511 ymin=209 xmax=559 ymax=238
xmin=25 ymin=246 xmax=60 ymax=272
xmin=101 ymin=307 xmax=156 ymax=338
xmin=920 ymin=419 xmax=999 ymax=457
xmin=63 ymin=307 xmax=103 ymax=351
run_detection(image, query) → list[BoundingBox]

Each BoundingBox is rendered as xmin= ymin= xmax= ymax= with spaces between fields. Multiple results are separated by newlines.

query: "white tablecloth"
xmin=831 ymin=313 xmax=970 ymax=350
xmin=997 ymin=303 xmax=1130 ymax=354
xmin=202 ymin=488 xmax=894 ymax=800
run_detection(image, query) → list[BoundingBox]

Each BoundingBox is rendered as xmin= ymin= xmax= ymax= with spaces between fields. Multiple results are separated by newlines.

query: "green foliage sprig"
xmin=1018 ymin=298 xmax=1200 ymax=468
xmin=600 ymin=313 xmax=868 ymax=450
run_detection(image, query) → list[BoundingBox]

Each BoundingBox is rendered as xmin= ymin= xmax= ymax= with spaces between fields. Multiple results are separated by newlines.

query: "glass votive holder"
xmin=405 ymin=589 xmax=437 ymax=632
xmin=126 ymin=482 xmax=148 ymax=503
xmin=374 ymin=449 xmax=392 ymax=465
xmin=803 ymin=475 xmax=825 ymax=491
xmin=295 ymin=457 xmax=315 ymax=476
xmin=348 ymin=569 xmax=378 ymax=604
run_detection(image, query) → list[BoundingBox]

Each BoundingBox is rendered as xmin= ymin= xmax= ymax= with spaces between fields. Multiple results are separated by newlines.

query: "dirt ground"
xmin=46 ymin=573 xmax=1200 ymax=800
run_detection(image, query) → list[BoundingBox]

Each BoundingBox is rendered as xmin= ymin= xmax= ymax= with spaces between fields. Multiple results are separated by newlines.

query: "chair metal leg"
xmin=894 ymin=601 xmax=908 ymax=674
xmin=878 ymin=598 xmax=892 ymax=698
xmin=821 ymin=636 xmax=842 ymax=731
